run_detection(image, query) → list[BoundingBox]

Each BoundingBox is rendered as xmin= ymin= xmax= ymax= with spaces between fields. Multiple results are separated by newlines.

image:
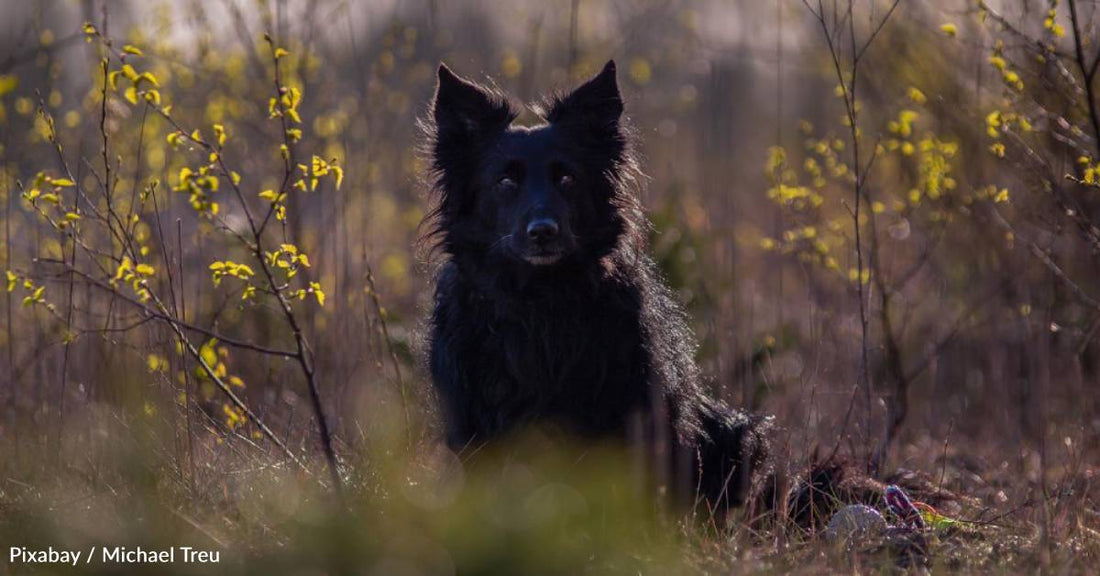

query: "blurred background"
xmin=1 ymin=0 xmax=1098 ymax=572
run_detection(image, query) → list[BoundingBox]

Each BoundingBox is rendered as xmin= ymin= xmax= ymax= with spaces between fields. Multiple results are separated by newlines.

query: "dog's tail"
xmin=692 ymin=398 xmax=773 ymax=519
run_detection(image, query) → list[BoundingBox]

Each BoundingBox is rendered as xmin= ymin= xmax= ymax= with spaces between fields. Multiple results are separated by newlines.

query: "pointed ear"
xmin=432 ymin=64 xmax=514 ymax=141
xmin=546 ymin=60 xmax=624 ymax=128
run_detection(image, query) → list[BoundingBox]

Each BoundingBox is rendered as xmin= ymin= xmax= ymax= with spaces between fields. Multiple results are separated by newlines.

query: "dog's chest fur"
xmin=431 ymin=262 xmax=653 ymax=441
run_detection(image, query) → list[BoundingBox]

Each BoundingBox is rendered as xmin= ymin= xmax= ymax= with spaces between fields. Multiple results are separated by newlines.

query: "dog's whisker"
xmin=488 ymin=234 xmax=513 ymax=254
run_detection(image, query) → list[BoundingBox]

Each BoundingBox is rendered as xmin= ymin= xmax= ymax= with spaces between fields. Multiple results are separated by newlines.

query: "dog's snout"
xmin=526 ymin=218 xmax=560 ymax=243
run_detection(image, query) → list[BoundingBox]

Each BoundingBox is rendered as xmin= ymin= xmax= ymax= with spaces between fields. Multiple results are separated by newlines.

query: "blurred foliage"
xmin=1 ymin=426 xmax=684 ymax=575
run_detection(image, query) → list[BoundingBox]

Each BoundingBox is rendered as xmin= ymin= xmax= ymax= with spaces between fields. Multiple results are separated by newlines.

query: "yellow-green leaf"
xmin=332 ymin=166 xmax=344 ymax=190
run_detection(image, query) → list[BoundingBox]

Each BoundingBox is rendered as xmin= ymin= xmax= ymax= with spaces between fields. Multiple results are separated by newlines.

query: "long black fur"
xmin=423 ymin=61 xmax=769 ymax=515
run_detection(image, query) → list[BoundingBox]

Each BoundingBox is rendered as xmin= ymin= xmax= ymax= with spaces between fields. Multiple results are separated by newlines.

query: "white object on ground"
xmin=825 ymin=504 xmax=888 ymax=543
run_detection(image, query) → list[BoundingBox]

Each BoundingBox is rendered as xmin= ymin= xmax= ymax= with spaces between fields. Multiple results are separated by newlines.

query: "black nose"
xmin=526 ymin=218 xmax=560 ymax=243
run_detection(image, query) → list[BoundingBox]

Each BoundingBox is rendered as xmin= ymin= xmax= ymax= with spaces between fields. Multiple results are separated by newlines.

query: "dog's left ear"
xmin=546 ymin=60 xmax=624 ymax=131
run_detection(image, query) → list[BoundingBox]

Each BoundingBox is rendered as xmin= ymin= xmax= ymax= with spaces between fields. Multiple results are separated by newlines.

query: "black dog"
xmin=424 ymin=60 xmax=769 ymax=515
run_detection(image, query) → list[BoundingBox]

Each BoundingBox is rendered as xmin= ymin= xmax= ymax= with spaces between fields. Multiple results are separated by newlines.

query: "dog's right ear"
xmin=433 ymin=64 xmax=514 ymax=143
xmin=546 ymin=60 xmax=623 ymax=131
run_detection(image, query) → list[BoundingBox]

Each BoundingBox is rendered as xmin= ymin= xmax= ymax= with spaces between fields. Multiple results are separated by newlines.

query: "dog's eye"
xmin=497 ymin=176 xmax=517 ymax=189
xmin=558 ymin=173 xmax=575 ymax=188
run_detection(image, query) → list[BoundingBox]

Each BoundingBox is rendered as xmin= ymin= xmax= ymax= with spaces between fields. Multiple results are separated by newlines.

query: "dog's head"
xmin=426 ymin=61 xmax=637 ymax=270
